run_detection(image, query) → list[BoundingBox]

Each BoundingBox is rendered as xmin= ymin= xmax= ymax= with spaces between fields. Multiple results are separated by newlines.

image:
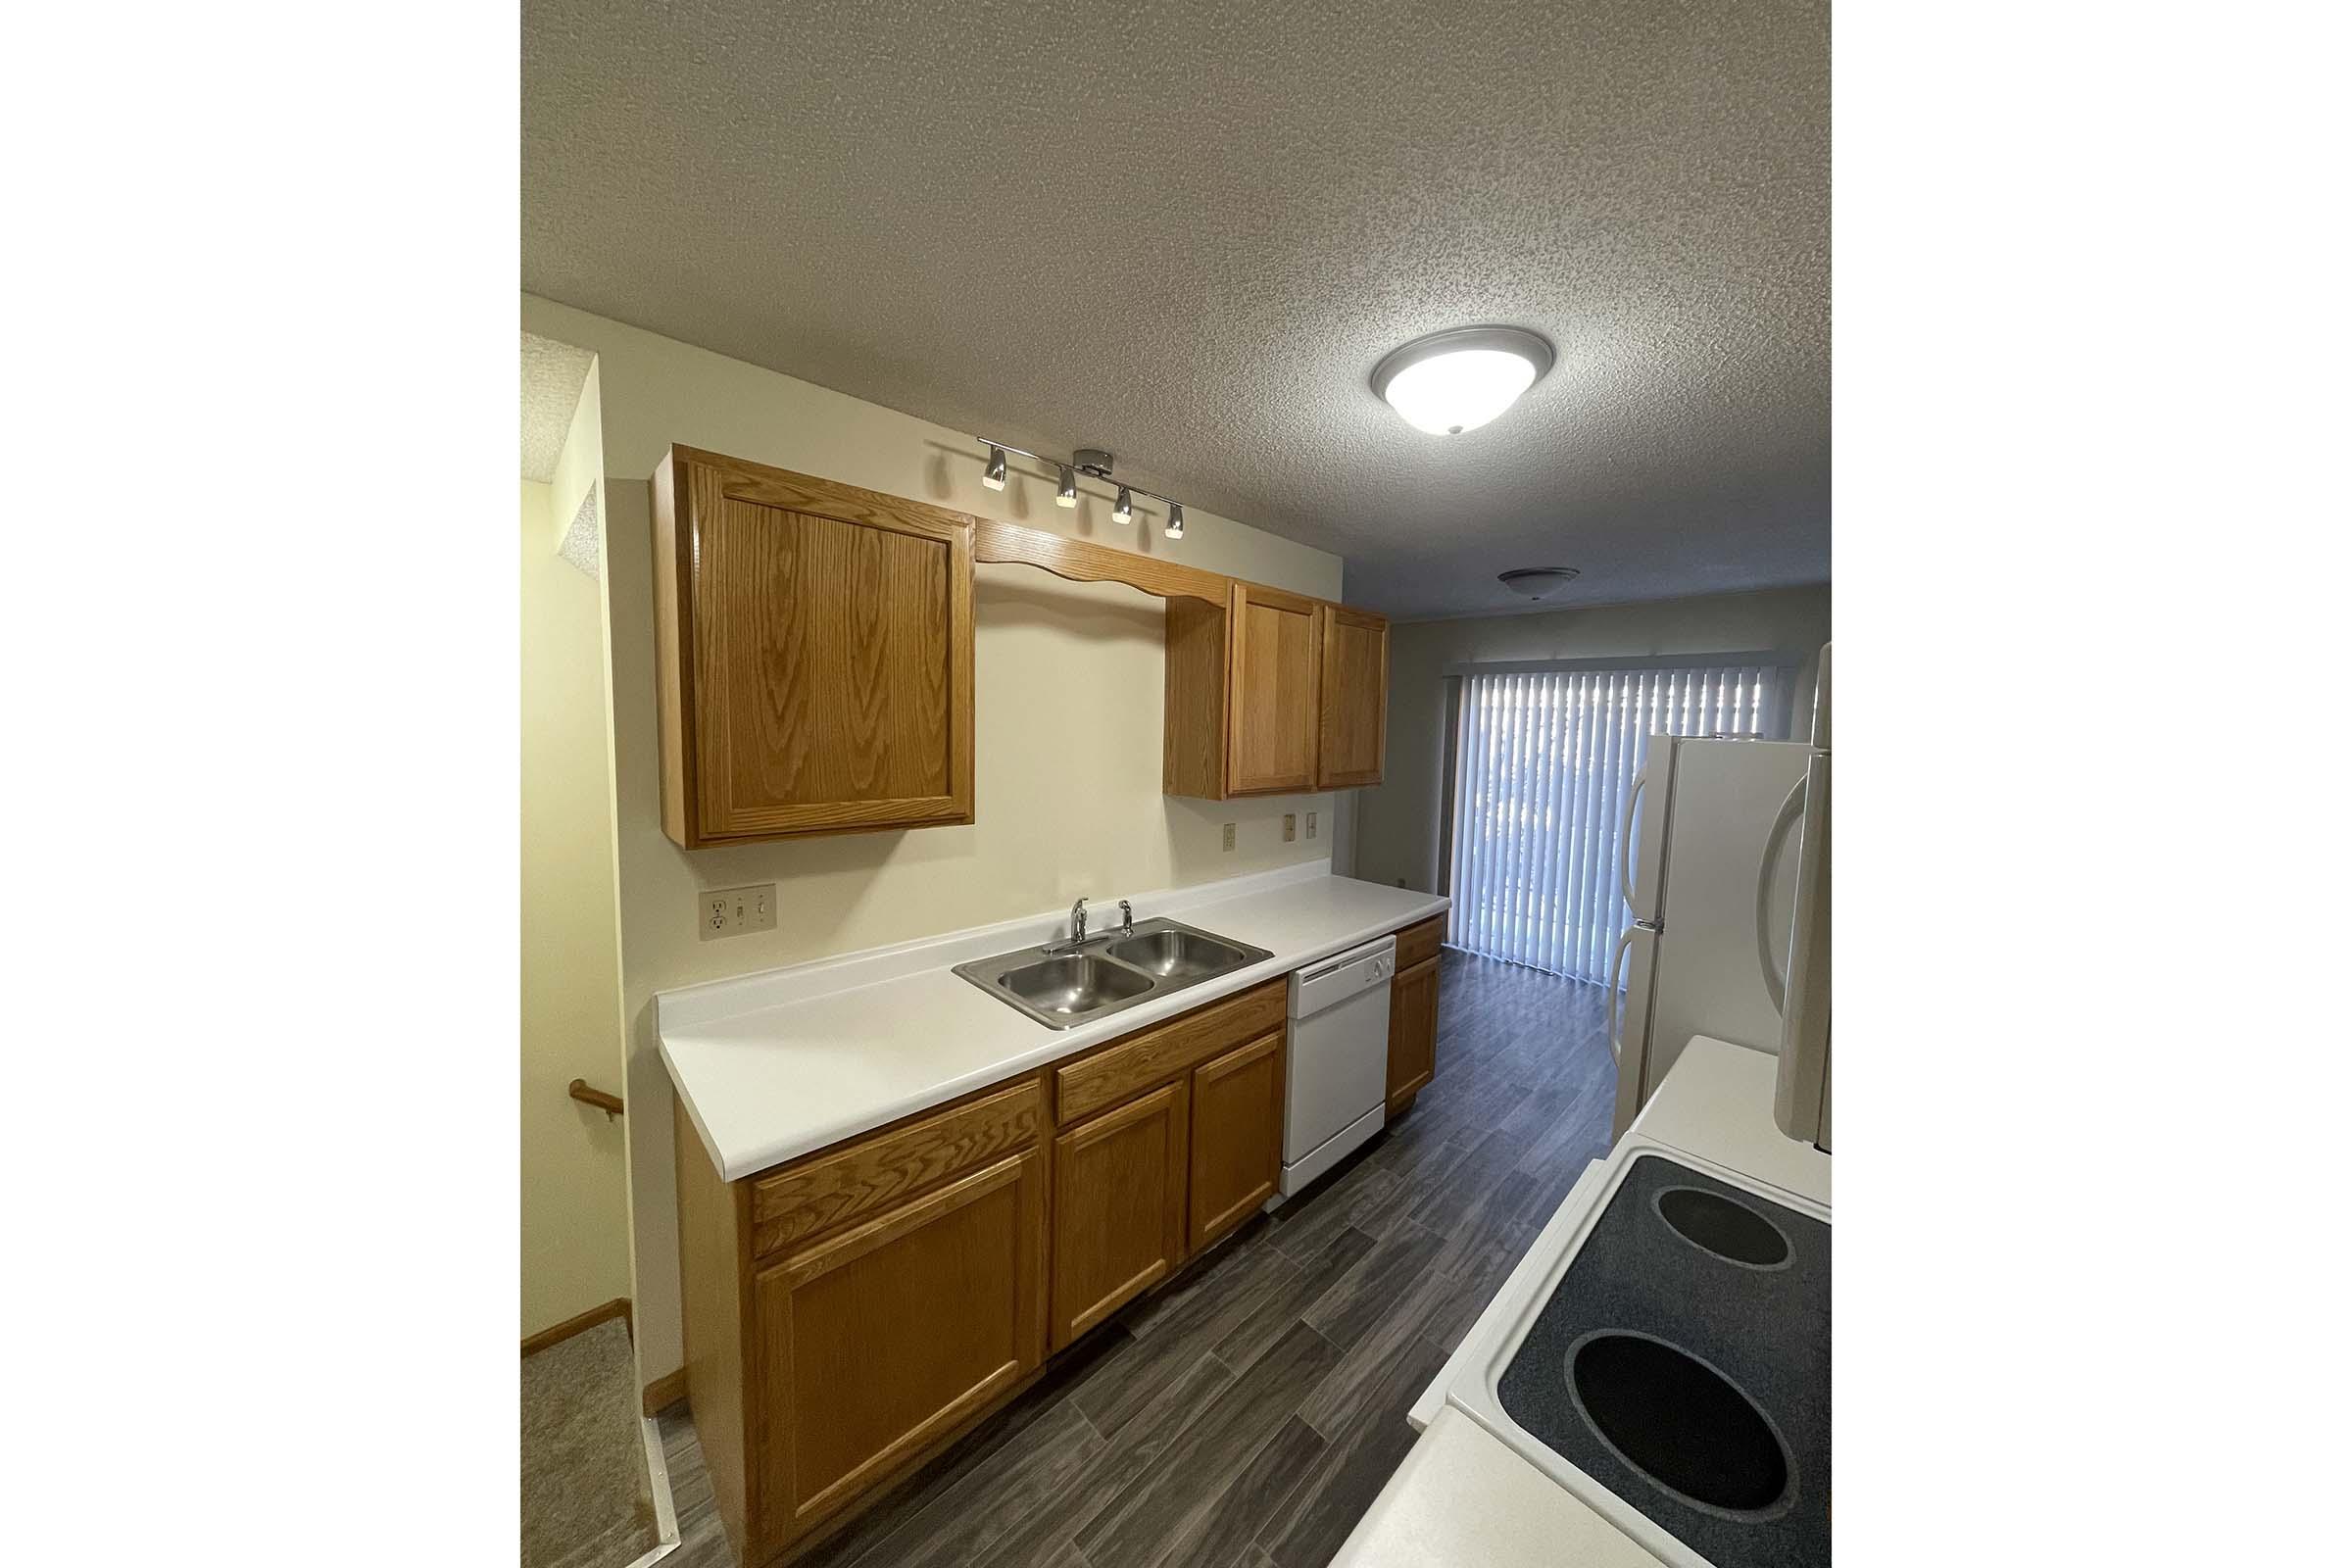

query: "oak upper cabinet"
xmin=651 ymin=446 xmax=976 ymax=848
xmin=1050 ymin=1080 xmax=1190 ymax=1349
xmin=1187 ymin=1029 xmax=1285 ymax=1251
xmin=1316 ymin=605 xmax=1390 ymax=789
xmin=1227 ymin=582 xmax=1323 ymax=794
xmin=1163 ymin=583 xmax=1389 ymax=799
xmin=752 ymin=1148 xmax=1047 ymax=1544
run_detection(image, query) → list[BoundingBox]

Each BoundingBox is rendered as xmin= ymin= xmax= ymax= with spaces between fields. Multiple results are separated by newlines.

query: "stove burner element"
xmin=1655 ymin=1186 xmax=1792 ymax=1268
xmin=1569 ymin=1332 xmax=1791 ymax=1515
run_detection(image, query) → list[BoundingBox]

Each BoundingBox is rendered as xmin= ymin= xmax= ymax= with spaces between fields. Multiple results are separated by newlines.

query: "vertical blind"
xmin=1447 ymin=663 xmax=1787 ymax=981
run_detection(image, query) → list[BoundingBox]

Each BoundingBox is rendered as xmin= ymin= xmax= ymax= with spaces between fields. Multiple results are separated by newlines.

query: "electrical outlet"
xmin=1221 ymin=822 xmax=1236 ymax=852
xmin=1283 ymin=813 xmax=1297 ymax=842
xmin=1305 ymin=810 xmax=1317 ymax=840
xmin=699 ymin=883 xmax=777 ymax=941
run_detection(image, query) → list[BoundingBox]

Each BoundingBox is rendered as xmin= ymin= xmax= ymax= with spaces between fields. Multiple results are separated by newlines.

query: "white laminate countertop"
xmin=1329 ymin=1406 xmax=1669 ymax=1568
xmin=657 ymin=860 xmax=1450 ymax=1181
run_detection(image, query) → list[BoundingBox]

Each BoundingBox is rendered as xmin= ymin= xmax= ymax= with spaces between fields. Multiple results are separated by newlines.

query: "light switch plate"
xmin=699 ymin=883 xmax=777 ymax=941
xmin=1221 ymin=823 xmax=1236 ymax=852
xmin=1306 ymin=810 xmax=1318 ymax=839
xmin=1283 ymin=813 xmax=1297 ymax=842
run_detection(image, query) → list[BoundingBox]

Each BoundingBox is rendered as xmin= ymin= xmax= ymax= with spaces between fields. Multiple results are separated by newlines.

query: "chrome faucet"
xmin=1045 ymin=897 xmax=1092 ymax=956
xmin=1117 ymin=899 xmax=1135 ymax=937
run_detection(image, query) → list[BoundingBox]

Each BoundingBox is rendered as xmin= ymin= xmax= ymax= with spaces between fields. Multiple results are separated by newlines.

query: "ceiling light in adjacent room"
xmin=982 ymin=445 xmax=1007 ymax=489
xmin=1372 ymin=325 xmax=1554 ymax=435
xmin=1498 ymin=566 xmax=1581 ymax=601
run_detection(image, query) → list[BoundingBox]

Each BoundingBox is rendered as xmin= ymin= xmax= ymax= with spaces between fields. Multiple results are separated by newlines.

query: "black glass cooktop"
xmin=1496 ymin=1154 xmax=1830 ymax=1567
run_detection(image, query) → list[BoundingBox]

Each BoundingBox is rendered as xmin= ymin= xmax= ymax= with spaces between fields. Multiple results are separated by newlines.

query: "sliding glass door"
xmin=1447 ymin=662 xmax=1788 ymax=981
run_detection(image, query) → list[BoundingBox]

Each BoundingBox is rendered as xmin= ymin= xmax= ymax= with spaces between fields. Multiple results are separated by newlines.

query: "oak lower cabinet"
xmin=670 ymin=974 xmax=1302 ymax=1567
xmin=1387 ymin=921 xmax=1446 ymax=1113
xmin=1050 ymin=1080 xmax=1190 ymax=1349
xmin=651 ymin=445 xmax=977 ymax=848
xmin=753 ymin=1150 xmax=1046 ymax=1541
xmin=1187 ymin=1029 xmax=1286 ymax=1250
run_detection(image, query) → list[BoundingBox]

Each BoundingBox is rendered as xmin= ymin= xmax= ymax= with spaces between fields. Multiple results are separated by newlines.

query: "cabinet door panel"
xmin=1226 ymin=583 xmax=1321 ymax=794
xmin=755 ymin=1149 xmax=1045 ymax=1540
xmin=1386 ymin=956 xmax=1440 ymax=1110
xmin=657 ymin=447 xmax=976 ymax=846
xmin=1316 ymin=605 xmax=1389 ymax=788
xmin=1188 ymin=1029 xmax=1286 ymax=1251
xmin=1052 ymin=1081 xmax=1189 ymax=1348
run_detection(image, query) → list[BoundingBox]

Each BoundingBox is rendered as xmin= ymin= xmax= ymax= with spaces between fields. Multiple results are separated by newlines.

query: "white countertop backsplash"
xmin=657 ymin=859 xmax=1449 ymax=1181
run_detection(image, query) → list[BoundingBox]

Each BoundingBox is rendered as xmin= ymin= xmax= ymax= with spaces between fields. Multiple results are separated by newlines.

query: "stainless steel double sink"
xmin=951 ymin=916 xmax=1275 ymax=1029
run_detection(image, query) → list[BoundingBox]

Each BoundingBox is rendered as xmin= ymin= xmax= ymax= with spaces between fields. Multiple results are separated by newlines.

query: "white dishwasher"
xmin=1276 ymin=934 xmax=1396 ymax=1199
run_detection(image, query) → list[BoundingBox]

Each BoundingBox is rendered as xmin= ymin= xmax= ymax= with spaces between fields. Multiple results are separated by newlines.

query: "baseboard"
xmin=522 ymin=1297 xmax=632 ymax=1358
xmin=642 ymin=1366 xmax=690 ymax=1416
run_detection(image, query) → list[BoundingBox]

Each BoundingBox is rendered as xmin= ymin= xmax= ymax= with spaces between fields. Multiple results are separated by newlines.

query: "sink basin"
xmin=951 ymin=916 xmax=1275 ymax=1029
xmin=1104 ymin=928 xmax=1254 ymax=981
xmin=996 ymin=955 xmax=1152 ymax=1017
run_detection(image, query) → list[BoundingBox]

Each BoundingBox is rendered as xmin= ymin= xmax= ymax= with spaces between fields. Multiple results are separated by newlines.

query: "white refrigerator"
xmin=1608 ymin=733 xmax=1814 ymax=1139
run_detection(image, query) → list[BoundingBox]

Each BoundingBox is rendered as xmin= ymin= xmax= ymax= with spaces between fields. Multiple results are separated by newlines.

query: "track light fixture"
xmin=972 ymin=437 xmax=1194 ymax=545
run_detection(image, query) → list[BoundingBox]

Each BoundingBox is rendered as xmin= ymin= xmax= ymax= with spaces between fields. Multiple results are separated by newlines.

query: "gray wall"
xmin=1351 ymin=584 xmax=1832 ymax=893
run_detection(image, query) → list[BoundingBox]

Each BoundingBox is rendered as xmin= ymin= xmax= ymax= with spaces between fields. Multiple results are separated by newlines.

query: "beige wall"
xmin=519 ymin=295 xmax=1347 ymax=1384
xmin=1351 ymin=585 xmax=1832 ymax=894
xmin=519 ymin=477 xmax=633 ymax=1339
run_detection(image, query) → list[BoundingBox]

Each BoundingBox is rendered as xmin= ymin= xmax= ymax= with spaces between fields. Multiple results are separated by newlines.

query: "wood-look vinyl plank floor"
xmin=655 ymin=948 xmax=1615 ymax=1568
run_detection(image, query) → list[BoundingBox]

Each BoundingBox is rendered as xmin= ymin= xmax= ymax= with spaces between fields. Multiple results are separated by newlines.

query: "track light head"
xmin=1112 ymin=487 xmax=1134 ymax=525
xmin=981 ymin=445 xmax=1006 ymax=490
xmin=1055 ymin=466 xmax=1078 ymax=508
xmin=1165 ymin=503 xmax=1185 ymax=540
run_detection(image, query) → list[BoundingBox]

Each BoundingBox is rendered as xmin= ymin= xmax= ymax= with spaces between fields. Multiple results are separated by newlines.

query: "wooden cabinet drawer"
xmin=1054 ymin=979 xmax=1287 ymax=1125
xmin=750 ymin=1079 xmax=1043 ymax=1260
xmin=1396 ymin=913 xmax=1447 ymax=972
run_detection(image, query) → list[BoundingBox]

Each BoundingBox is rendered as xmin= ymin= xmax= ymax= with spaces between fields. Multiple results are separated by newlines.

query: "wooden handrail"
xmin=569 ymin=1079 xmax=624 ymax=1117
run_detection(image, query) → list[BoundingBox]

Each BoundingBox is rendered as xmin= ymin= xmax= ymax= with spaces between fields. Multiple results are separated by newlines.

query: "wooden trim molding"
xmin=642 ymin=1366 xmax=691 ymax=1416
xmin=972 ymin=517 xmax=1230 ymax=605
xmin=522 ymin=1297 xmax=631 ymax=1358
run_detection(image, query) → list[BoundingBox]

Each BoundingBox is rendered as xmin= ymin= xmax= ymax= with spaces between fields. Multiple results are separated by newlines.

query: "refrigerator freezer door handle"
xmin=1607 ymin=926 xmax=1638 ymax=1061
xmin=1757 ymin=774 xmax=1807 ymax=1014
xmin=1618 ymin=766 xmax=1648 ymax=916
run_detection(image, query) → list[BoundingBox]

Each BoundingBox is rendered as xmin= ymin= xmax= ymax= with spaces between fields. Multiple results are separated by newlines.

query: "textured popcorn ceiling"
xmin=521 ymin=0 xmax=1828 ymax=618
xmin=520 ymin=331 xmax=594 ymax=481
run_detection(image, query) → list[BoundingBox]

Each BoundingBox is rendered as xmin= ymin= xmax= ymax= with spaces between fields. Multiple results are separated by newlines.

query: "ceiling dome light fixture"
xmin=1372 ymin=325 xmax=1554 ymax=436
xmin=1498 ymin=566 xmax=1581 ymax=602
